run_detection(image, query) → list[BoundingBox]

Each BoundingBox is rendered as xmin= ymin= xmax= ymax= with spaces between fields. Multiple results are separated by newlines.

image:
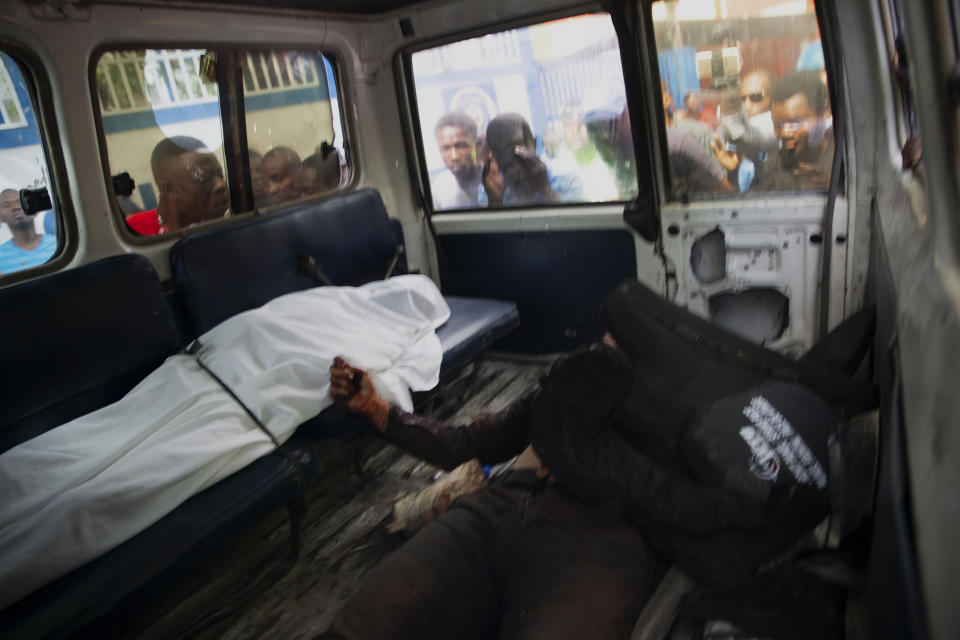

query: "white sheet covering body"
xmin=0 ymin=275 xmax=450 ymax=609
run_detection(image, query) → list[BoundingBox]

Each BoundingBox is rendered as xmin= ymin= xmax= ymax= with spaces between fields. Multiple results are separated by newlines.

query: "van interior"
xmin=0 ymin=0 xmax=957 ymax=638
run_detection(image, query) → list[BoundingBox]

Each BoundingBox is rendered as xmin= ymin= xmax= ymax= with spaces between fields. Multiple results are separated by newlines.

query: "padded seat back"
xmin=170 ymin=189 xmax=403 ymax=337
xmin=0 ymin=255 xmax=180 ymax=453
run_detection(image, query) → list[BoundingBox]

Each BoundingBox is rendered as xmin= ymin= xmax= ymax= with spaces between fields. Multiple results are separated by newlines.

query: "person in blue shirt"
xmin=481 ymin=113 xmax=583 ymax=206
xmin=0 ymin=188 xmax=56 ymax=275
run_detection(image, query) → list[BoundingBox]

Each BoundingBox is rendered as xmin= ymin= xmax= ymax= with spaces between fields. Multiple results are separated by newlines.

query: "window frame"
xmin=397 ymin=5 xmax=645 ymax=216
xmin=0 ymin=39 xmax=76 ymax=285
xmin=881 ymin=0 xmax=920 ymax=145
xmin=639 ymin=0 xmax=846 ymax=204
xmin=89 ymin=42 xmax=353 ymax=244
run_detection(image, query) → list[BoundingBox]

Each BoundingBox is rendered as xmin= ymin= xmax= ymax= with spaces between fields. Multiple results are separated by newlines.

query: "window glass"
xmin=652 ymin=0 xmax=834 ymax=197
xmin=95 ymin=49 xmax=347 ymax=236
xmin=97 ymin=49 xmax=228 ymax=235
xmin=411 ymin=13 xmax=637 ymax=211
xmin=243 ymin=50 xmax=346 ymax=207
xmin=0 ymin=51 xmax=59 ymax=276
xmin=885 ymin=0 xmax=920 ymax=169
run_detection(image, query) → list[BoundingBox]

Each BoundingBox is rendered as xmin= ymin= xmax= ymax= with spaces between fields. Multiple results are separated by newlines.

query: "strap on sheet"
xmin=183 ymin=339 xmax=307 ymax=558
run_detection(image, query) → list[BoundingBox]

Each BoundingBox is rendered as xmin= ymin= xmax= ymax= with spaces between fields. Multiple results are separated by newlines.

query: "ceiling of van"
xmin=185 ymin=0 xmax=429 ymax=14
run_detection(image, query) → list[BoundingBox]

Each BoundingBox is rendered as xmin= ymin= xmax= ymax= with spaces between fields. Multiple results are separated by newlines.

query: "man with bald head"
xmin=126 ymin=136 xmax=229 ymax=235
xmin=712 ymin=69 xmax=779 ymax=191
xmin=0 ymin=188 xmax=56 ymax=274
xmin=299 ymin=150 xmax=341 ymax=197
xmin=262 ymin=146 xmax=303 ymax=205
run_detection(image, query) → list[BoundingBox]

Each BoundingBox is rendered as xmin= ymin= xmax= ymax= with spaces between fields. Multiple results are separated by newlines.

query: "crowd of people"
xmin=2 ymin=66 xmax=834 ymax=257
xmin=429 ymin=65 xmax=835 ymax=210
xmin=124 ymin=137 xmax=343 ymax=236
xmin=650 ymin=65 xmax=834 ymax=196
xmin=668 ymin=68 xmax=833 ymax=195
xmin=430 ymin=111 xmax=586 ymax=210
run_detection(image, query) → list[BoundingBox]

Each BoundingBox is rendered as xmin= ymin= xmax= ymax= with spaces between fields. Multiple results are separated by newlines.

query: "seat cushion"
xmin=438 ymin=296 xmax=520 ymax=377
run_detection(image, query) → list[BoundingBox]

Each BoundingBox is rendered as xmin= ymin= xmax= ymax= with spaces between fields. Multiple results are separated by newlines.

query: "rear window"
xmin=0 ymin=51 xmax=60 ymax=277
xmin=94 ymin=48 xmax=348 ymax=237
xmin=410 ymin=13 xmax=638 ymax=212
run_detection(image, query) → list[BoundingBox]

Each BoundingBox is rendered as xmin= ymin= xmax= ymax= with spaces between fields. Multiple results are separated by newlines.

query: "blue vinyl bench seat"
xmin=439 ymin=296 xmax=519 ymax=377
xmin=170 ymin=187 xmax=520 ymax=401
xmin=0 ymin=254 xmax=317 ymax=639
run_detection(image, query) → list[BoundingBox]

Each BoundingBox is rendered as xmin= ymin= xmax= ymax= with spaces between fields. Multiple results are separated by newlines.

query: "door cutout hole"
xmin=709 ymin=288 xmax=789 ymax=345
xmin=690 ymin=228 xmax=726 ymax=284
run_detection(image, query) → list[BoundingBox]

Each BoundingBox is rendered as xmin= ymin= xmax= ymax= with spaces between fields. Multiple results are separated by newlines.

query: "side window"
xmin=96 ymin=50 xmax=228 ymax=236
xmin=243 ymin=51 xmax=346 ymax=207
xmin=0 ymin=51 xmax=60 ymax=276
xmin=410 ymin=13 xmax=638 ymax=212
xmin=651 ymin=0 xmax=834 ymax=197
xmin=94 ymin=48 xmax=347 ymax=237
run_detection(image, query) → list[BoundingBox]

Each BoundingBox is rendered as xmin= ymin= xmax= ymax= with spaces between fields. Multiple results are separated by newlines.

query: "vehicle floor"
xmin=136 ymin=354 xmax=552 ymax=640
xmin=134 ymin=353 xmax=869 ymax=640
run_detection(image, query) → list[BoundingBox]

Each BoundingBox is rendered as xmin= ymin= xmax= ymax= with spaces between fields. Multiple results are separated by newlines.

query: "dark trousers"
xmin=320 ymin=470 xmax=656 ymax=640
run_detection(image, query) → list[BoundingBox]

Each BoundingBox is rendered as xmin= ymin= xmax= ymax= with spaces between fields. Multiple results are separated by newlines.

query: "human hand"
xmin=481 ymin=152 xmax=505 ymax=206
xmin=329 ymin=356 xmax=389 ymax=429
xmin=794 ymin=162 xmax=830 ymax=189
xmin=711 ymin=135 xmax=741 ymax=172
xmin=512 ymin=146 xmax=554 ymax=199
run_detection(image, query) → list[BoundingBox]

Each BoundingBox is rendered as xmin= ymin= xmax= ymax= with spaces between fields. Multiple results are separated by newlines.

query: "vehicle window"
xmin=411 ymin=13 xmax=637 ymax=211
xmin=243 ymin=50 xmax=346 ymax=207
xmin=651 ymin=0 xmax=834 ymax=197
xmin=96 ymin=49 xmax=228 ymax=235
xmin=95 ymin=48 xmax=347 ymax=237
xmin=0 ymin=51 xmax=60 ymax=276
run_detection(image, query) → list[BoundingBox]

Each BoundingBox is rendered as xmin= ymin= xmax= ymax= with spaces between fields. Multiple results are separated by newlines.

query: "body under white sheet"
xmin=0 ymin=274 xmax=449 ymax=608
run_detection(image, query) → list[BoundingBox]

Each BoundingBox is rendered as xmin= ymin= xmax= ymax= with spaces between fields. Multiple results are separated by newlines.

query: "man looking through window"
xmin=431 ymin=112 xmax=483 ymax=210
xmin=300 ymin=151 xmax=342 ymax=197
xmin=0 ymin=188 xmax=55 ymax=273
xmin=756 ymin=71 xmax=834 ymax=191
xmin=262 ymin=146 xmax=303 ymax=205
xmin=126 ymin=136 xmax=229 ymax=235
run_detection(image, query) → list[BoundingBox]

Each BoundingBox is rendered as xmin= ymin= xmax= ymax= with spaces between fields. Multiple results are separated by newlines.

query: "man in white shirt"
xmin=430 ymin=112 xmax=483 ymax=210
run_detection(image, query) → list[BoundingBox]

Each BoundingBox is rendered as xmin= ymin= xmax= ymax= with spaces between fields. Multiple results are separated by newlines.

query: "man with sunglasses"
xmin=739 ymin=70 xmax=778 ymax=150
xmin=715 ymin=71 xmax=777 ymax=161
xmin=713 ymin=70 xmax=779 ymax=191
xmin=756 ymin=71 xmax=834 ymax=191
